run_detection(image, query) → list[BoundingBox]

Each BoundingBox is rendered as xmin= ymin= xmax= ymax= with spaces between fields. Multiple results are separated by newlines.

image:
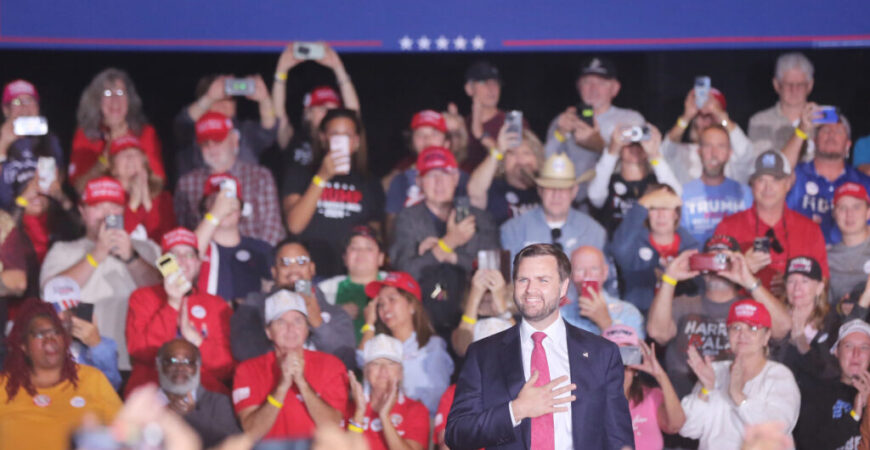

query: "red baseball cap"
xmin=82 ymin=176 xmax=125 ymax=206
xmin=2 ymin=79 xmax=39 ymax=105
xmin=365 ymin=271 xmax=421 ymax=302
xmin=411 ymin=110 xmax=447 ymax=133
xmin=109 ymin=134 xmax=144 ymax=157
xmin=203 ymin=173 xmax=243 ymax=199
xmin=710 ymin=87 xmax=727 ymax=110
xmin=417 ymin=146 xmax=458 ymax=177
xmin=161 ymin=227 xmax=198 ymax=253
xmin=834 ymin=182 xmax=870 ymax=205
xmin=727 ymin=299 xmax=771 ymax=329
xmin=195 ymin=112 xmax=234 ymax=144
xmin=304 ymin=86 xmax=342 ymax=108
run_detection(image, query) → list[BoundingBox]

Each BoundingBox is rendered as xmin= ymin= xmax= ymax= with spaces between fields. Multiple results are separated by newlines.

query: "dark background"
xmin=4 ymin=47 xmax=869 ymax=181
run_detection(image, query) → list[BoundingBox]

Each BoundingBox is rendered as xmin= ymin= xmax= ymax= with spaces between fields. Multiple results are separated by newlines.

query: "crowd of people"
xmin=1 ymin=44 xmax=870 ymax=450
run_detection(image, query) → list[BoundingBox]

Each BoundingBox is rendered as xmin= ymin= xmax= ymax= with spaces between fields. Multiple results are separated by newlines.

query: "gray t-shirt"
xmin=664 ymin=294 xmax=736 ymax=397
xmin=828 ymin=236 xmax=870 ymax=303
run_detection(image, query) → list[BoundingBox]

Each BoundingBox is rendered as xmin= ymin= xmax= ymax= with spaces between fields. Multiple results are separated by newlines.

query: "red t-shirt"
xmin=714 ymin=206 xmax=829 ymax=292
xmin=650 ymin=233 xmax=681 ymax=267
xmin=125 ymin=285 xmax=234 ymax=397
xmin=69 ymin=125 xmax=165 ymax=184
xmin=21 ymin=213 xmax=49 ymax=263
xmin=348 ymin=394 xmax=430 ymax=450
xmin=124 ymin=190 xmax=177 ymax=243
xmin=0 ymin=226 xmax=39 ymax=319
xmin=433 ymin=384 xmax=455 ymax=445
xmin=232 ymin=350 xmax=349 ymax=440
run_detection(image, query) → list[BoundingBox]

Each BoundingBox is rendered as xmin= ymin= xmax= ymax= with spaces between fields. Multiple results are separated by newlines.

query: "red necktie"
xmin=531 ymin=331 xmax=555 ymax=450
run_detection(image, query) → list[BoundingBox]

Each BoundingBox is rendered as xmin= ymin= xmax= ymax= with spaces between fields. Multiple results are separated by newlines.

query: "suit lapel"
xmin=566 ymin=323 xmax=590 ymax=445
xmin=501 ymin=326 xmax=530 ymax=449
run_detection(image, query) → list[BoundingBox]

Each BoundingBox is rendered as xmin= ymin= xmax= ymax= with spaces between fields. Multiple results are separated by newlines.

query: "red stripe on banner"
xmin=502 ymin=34 xmax=870 ymax=47
xmin=0 ymin=35 xmax=382 ymax=49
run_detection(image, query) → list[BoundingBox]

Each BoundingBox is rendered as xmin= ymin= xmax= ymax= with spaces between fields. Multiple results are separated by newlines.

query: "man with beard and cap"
xmin=680 ymin=124 xmax=754 ymax=244
xmin=157 ymin=338 xmax=241 ymax=448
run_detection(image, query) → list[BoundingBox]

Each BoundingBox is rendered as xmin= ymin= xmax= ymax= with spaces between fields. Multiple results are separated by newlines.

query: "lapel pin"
xmin=582 ymin=352 xmax=589 ymax=358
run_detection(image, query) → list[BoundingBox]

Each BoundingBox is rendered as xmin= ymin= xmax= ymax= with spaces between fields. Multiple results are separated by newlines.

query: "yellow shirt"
xmin=0 ymin=364 xmax=122 ymax=450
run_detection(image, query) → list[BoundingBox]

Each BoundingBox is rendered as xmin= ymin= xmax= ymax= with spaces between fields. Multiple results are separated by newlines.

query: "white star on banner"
xmin=454 ymin=35 xmax=468 ymax=50
xmin=417 ymin=36 xmax=431 ymax=50
xmin=399 ymin=36 xmax=413 ymax=51
xmin=471 ymin=35 xmax=486 ymax=50
xmin=435 ymin=35 xmax=449 ymax=50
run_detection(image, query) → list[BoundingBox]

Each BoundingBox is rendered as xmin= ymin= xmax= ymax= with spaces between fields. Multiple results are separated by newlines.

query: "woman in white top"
xmin=680 ymin=299 xmax=800 ymax=450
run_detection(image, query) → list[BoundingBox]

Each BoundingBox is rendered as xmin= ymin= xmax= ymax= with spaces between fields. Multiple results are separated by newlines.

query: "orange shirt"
xmin=0 ymin=365 xmax=122 ymax=450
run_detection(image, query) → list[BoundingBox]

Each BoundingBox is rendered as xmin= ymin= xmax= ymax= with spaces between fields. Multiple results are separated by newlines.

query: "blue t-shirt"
xmin=681 ymin=178 xmax=753 ymax=245
xmin=215 ymin=236 xmax=273 ymax=303
xmin=385 ymin=167 xmax=469 ymax=214
xmin=786 ymin=161 xmax=870 ymax=243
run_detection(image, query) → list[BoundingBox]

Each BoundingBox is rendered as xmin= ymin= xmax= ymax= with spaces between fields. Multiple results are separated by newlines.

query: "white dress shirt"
xmin=508 ymin=314 xmax=573 ymax=450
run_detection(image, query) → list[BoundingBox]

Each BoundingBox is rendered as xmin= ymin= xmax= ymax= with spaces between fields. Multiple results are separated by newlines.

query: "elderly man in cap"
xmin=230 ymin=237 xmax=355 ymax=366
xmin=715 ymin=150 xmax=828 ymax=297
xmin=126 ymin=226 xmax=234 ymax=397
xmin=156 ymin=338 xmax=241 ymax=448
xmin=346 ymin=334 xmax=430 ymax=450
xmin=793 ymin=319 xmax=870 ymax=449
xmin=232 ymin=289 xmax=349 ymax=441
xmin=42 ymin=275 xmax=121 ymax=389
xmin=829 ymin=182 xmax=870 ymax=302
xmin=501 ymin=153 xmax=605 ymax=263
xmin=41 ymin=176 xmax=161 ymax=371
xmin=175 ymin=111 xmax=283 ymax=245
xmin=544 ymin=57 xmax=645 ymax=203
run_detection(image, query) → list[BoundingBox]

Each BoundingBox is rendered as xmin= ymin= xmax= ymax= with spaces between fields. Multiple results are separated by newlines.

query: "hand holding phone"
xmin=105 ymin=214 xmax=124 ymax=230
xmin=505 ymin=110 xmax=523 ymax=148
xmin=224 ymin=78 xmax=256 ymax=96
xmin=13 ymin=116 xmax=48 ymax=136
xmin=812 ymin=105 xmax=840 ymax=124
xmin=329 ymin=135 xmax=351 ymax=175
xmin=694 ymin=76 xmax=711 ymax=110
xmin=37 ymin=157 xmax=56 ymax=192
xmin=619 ymin=345 xmax=643 ymax=366
xmin=575 ymin=102 xmax=595 ymax=127
xmin=293 ymin=42 xmax=326 ymax=60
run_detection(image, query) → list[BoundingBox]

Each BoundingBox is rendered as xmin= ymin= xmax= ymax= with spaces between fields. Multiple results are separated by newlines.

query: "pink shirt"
xmin=630 ymin=386 xmax=664 ymax=450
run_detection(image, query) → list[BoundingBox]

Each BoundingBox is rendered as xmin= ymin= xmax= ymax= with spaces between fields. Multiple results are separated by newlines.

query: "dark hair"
xmin=3 ymin=299 xmax=78 ymax=401
xmin=512 ymin=243 xmax=571 ymax=282
xmin=374 ymin=290 xmax=435 ymax=349
xmin=318 ymin=108 xmax=369 ymax=176
xmin=272 ymin=237 xmax=309 ymax=265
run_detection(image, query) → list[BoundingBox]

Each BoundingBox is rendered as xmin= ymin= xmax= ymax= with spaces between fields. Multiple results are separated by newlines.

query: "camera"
xmin=105 ymin=214 xmax=124 ymax=230
xmin=619 ymin=346 xmax=642 ymax=366
xmin=623 ymin=125 xmax=651 ymax=143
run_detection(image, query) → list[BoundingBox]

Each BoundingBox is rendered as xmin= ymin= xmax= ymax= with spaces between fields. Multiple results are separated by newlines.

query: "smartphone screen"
xmin=694 ymin=76 xmax=711 ymax=109
xmin=576 ymin=102 xmax=595 ymax=127
xmin=157 ymin=253 xmax=180 ymax=278
xmin=454 ymin=196 xmax=471 ymax=222
xmin=580 ymin=279 xmax=600 ymax=296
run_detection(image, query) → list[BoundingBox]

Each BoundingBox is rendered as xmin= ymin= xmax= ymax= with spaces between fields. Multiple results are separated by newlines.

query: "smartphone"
xmin=813 ymin=106 xmax=840 ymax=124
xmin=580 ymin=279 xmax=600 ymax=296
xmin=329 ymin=135 xmax=351 ymax=175
xmin=575 ymin=102 xmax=595 ymax=127
xmin=623 ymin=125 xmax=651 ymax=143
xmin=105 ymin=214 xmax=124 ymax=230
xmin=13 ymin=116 xmax=48 ymax=136
xmin=477 ymin=250 xmax=500 ymax=271
xmin=73 ymin=303 xmax=94 ymax=323
xmin=224 ymin=77 xmax=256 ymax=96
xmin=37 ymin=156 xmax=56 ymax=192
xmin=689 ymin=253 xmax=731 ymax=272
xmin=294 ymin=279 xmax=313 ymax=296
xmin=220 ymin=178 xmax=238 ymax=198
xmin=619 ymin=345 xmax=643 ymax=366
xmin=293 ymin=42 xmax=326 ymax=60
xmin=156 ymin=253 xmax=181 ymax=278
xmin=753 ymin=237 xmax=771 ymax=253
xmin=454 ymin=196 xmax=471 ymax=223
xmin=505 ymin=110 xmax=523 ymax=148
xmin=694 ymin=76 xmax=711 ymax=109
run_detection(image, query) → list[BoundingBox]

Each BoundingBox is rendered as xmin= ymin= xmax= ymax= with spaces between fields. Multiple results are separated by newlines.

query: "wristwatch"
xmin=122 ymin=249 xmax=139 ymax=264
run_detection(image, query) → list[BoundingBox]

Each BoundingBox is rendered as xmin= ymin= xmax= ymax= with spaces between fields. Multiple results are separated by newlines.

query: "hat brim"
xmin=749 ymin=170 xmax=790 ymax=183
xmin=535 ymin=177 xmax=581 ymax=189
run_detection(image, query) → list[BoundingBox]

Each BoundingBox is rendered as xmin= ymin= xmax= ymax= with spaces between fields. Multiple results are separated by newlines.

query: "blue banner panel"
xmin=1 ymin=0 xmax=869 ymax=52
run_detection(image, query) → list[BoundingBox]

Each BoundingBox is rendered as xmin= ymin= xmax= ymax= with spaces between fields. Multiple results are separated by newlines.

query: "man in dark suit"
xmin=446 ymin=243 xmax=633 ymax=449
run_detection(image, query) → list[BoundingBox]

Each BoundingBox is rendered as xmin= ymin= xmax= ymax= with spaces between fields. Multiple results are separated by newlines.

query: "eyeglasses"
xmin=779 ymin=81 xmax=810 ymax=91
xmin=29 ymin=328 xmax=62 ymax=340
xmin=10 ymin=97 xmax=36 ymax=107
xmin=102 ymin=89 xmax=126 ymax=98
xmin=279 ymin=256 xmax=310 ymax=266
xmin=550 ymin=228 xmax=563 ymax=252
xmin=764 ymin=229 xmax=784 ymax=254
xmin=161 ymin=356 xmax=197 ymax=369
xmin=727 ymin=323 xmax=763 ymax=334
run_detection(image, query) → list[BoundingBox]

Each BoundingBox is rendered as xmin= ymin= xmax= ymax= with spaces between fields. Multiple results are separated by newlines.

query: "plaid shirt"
xmin=174 ymin=161 xmax=285 ymax=245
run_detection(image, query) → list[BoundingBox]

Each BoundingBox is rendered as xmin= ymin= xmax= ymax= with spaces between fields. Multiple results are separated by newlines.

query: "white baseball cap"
xmin=473 ymin=317 xmax=513 ymax=342
xmin=264 ymin=290 xmax=308 ymax=324
xmin=363 ymin=334 xmax=403 ymax=365
xmin=831 ymin=319 xmax=870 ymax=354
xmin=43 ymin=276 xmax=82 ymax=312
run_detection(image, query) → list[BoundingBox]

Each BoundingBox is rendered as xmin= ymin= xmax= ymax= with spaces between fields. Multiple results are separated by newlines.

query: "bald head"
xmin=570 ymin=246 xmax=608 ymax=285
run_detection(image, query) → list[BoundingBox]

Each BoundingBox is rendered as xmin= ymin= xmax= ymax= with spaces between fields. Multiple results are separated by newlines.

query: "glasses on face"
xmin=30 ymin=328 xmax=62 ymax=340
xmin=780 ymin=82 xmax=810 ymax=91
xmin=727 ymin=323 xmax=762 ymax=334
xmin=161 ymin=356 xmax=197 ymax=369
xmin=279 ymin=256 xmax=310 ymax=267
xmin=102 ymin=89 xmax=126 ymax=98
xmin=764 ymin=229 xmax=784 ymax=254
xmin=10 ymin=97 xmax=36 ymax=107
xmin=550 ymin=228 xmax=563 ymax=252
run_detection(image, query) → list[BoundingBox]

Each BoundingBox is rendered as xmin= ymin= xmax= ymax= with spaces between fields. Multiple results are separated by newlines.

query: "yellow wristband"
xmin=489 ymin=148 xmax=503 ymax=161
xmin=795 ymin=127 xmax=808 ymax=140
xmin=361 ymin=323 xmax=374 ymax=334
xmin=677 ymin=118 xmax=689 ymax=129
xmin=462 ymin=315 xmax=477 ymax=325
xmin=662 ymin=274 xmax=678 ymax=286
xmin=347 ymin=423 xmax=364 ymax=433
xmin=267 ymin=394 xmax=284 ymax=409
xmin=851 ymin=409 xmax=861 ymax=421
xmin=650 ymin=158 xmax=660 ymax=166
xmin=700 ymin=387 xmax=711 ymax=396
xmin=274 ymin=72 xmax=288 ymax=81
xmin=204 ymin=212 xmax=219 ymax=226
xmin=98 ymin=155 xmax=109 ymax=167
xmin=15 ymin=196 xmax=28 ymax=208
xmin=437 ymin=239 xmax=454 ymax=254
xmin=86 ymin=253 xmax=99 ymax=269
xmin=553 ymin=130 xmax=565 ymax=143
xmin=312 ymin=175 xmax=326 ymax=187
